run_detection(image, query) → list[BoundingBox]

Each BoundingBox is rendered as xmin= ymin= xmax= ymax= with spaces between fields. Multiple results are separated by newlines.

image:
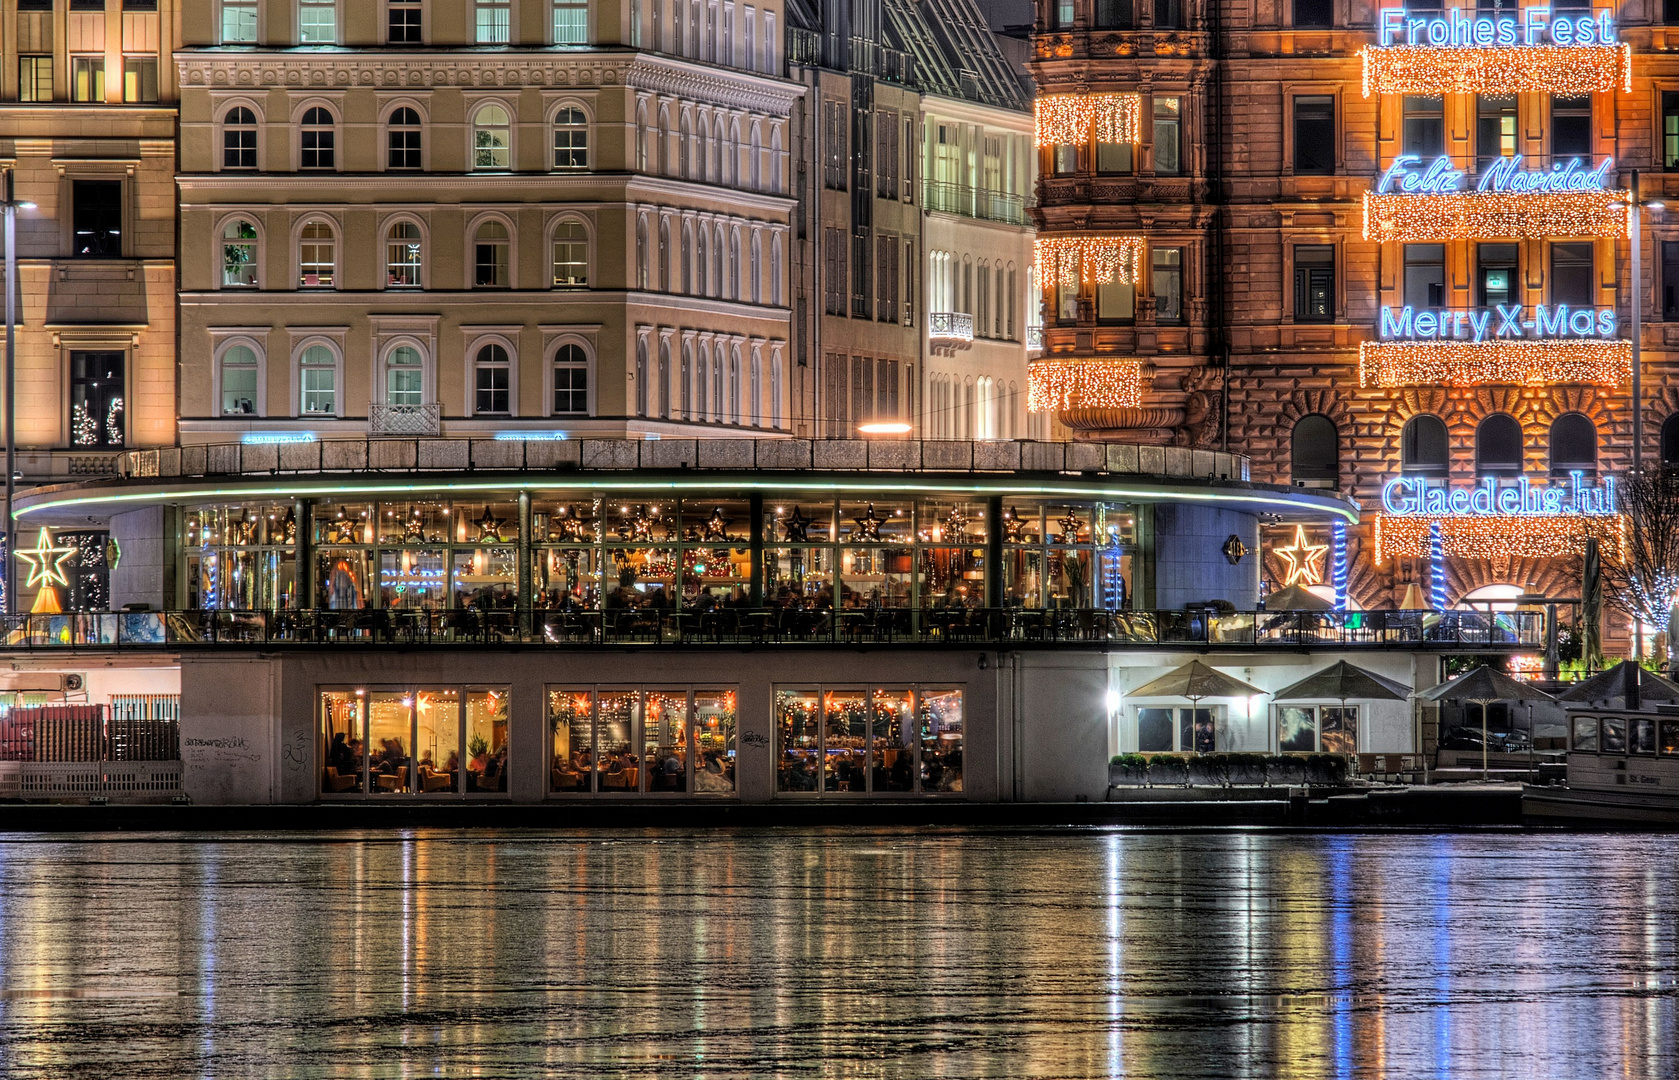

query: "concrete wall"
xmin=109 ymin=506 xmax=170 ymax=612
xmin=1152 ymin=505 xmax=1260 ymax=610
xmin=180 ymin=656 xmax=280 ymax=804
xmin=1006 ymin=652 xmax=1111 ymax=802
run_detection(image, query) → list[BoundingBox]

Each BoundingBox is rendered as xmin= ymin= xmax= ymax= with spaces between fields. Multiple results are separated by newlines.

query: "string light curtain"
xmin=1034 ymin=93 xmax=1143 ymax=146
xmin=1359 ymin=339 xmax=1632 ymax=388
xmin=1035 ymin=236 xmax=1146 ymax=289
xmin=1027 ymin=358 xmax=1145 ymax=411
xmin=1364 ymin=189 xmax=1627 ymax=242
xmin=1374 ymin=513 xmax=1624 ymax=561
xmin=1360 ymin=43 xmax=1631 ymax=96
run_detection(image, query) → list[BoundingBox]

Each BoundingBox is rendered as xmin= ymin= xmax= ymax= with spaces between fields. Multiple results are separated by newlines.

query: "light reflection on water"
xmin=0 ymin=829 xmax=1675 ymax=1078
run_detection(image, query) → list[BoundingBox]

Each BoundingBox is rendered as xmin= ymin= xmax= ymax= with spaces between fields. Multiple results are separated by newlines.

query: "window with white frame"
xmin=220 ymin=344 xmax=259 ymax=415
xmin=385 ymin=222 xmax=422 ymax=287
xmin=299 ymin=221 xmax=335 ymax=287
xmin=474 ymin=221 xmax=510 ymax=287
xmin=1136 ymin=706 xmax=1218 ymax=754
xmin=300 ymin=107 xmax=335 ymax=169
xmin=474 ymin=105 xmax=511 ymax=170
xmin=222 ymin=0 xmax=258 ymax=42
xmin=474 ymin=344 xmax=512 ymax=414
xmin=553 ymin=344 xmax=589 ymax=415
xmin=553 ymin=108 xmax=588 ymax=169
xmin=299 ymin=0 xmax=337 ymax=43
xmin=222 ymin=219 xmax=259 ymax=287
xmin=300 ymin=345 xmax=337 ymax=414
xmin=388 ymin=0 xmax=423 ymax=43
xmin=476 ymin=0 xmax=511 ymax=43
xmin=223 ymin=107 xmax=258 ymax=170
xmin=385 ymin=345 xmax=424 ymax=405
xmin=552 ymin=221 xmax=587 ymax=287
xmin=554 ymin=0 xmax=587 ymax=42
xmin=388 ymin=107 xmax=422 ymax=170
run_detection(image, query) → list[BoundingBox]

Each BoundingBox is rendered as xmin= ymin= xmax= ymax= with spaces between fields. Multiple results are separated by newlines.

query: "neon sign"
xmin=1379 ymin=305 xmax=1616 ymax=342
xmin=1377 ymin=7 xmax=1615 ymax=48
xmin=1381 ymin=472 xmax=1615 ymax=517
xmin=1377 ymin=155 xmax=1613 ymax=196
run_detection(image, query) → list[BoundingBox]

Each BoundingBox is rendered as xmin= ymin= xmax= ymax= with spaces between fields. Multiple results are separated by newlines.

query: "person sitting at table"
xmin=328 ymin=732 xmax=355 ymax=776
xmin=890 ymin=751 xmax=914 ymax=791
xmin=648 ymin=586 xmax=671 ymax=609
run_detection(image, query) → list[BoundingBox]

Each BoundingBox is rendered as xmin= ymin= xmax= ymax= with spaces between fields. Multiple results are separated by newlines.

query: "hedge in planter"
xmin=1108 ymin=753 xmax=1150 ymax=787
xmin=1148 ymin=755 xmax=1189 ymax=785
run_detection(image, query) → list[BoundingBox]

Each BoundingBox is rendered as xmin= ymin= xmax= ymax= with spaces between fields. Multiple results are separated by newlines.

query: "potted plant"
xmin=1187 ymin=754 xmax=1227 ymax=786
xmin=1304 ymin=753 xmax=1347 ymax=786
xmin=1148 ymin=754 xmax=1188 ymax=786
xmin=1109 ymin=753 xmax=1150 ymax=787
xmin=1267 ymin=754 xmax=1306 ymax=785
xmin=1225 ymin=752 xmax=1268 ymax=786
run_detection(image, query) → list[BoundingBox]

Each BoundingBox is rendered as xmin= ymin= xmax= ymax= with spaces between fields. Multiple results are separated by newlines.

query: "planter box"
xmin=1148 ymin=758 xmax=1188 ymax=786
xmin=1268 ymin=757 xmax=1306 ymax=785
xmin=1187 ymin=758 xmax=1226 ymax=786
xmin=1225 ymin=757 xmax=1269 ymax=786
xmin=1108 ymin=762 xmax=1148 ymax=787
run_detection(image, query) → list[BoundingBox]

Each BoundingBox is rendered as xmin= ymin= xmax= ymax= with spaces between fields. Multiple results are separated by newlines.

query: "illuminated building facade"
xmin=1028 ymin=0 xmax=1676 ymax=624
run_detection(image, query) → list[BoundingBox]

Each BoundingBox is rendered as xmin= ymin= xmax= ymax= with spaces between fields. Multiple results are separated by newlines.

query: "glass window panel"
xmin=606 ymin=546 xmax=677 ymax=610
xmin=1660 ymin=720 xmax=1679 ymax=756
xmin=920 ymin=548 xmax=985 ymax=609
xmin=1602 ymin=716 xmax=1626 ymax=752
xmin=380 ymin=548 xmax=446 ymax=609
xmin=549 ymin=688 xmax=595 ymax=791
xmin=918 ymin=499 xmax=987 ymax=544
xmin=321 ymin=690 xmax=364 ymax=794
xmin=313 ymin=503 xmax=373 ymax=546
xmin=607 ymin=501 xmax=675 ymax=544
xmin=316 ymin=550 xmax=371 ymax=609
xmin=765 ymin=547 xmax=834 ymax=609
xmin=918 ymin=689 xmax=964 ymax=792
xmin=535 ymin=547 xmax=601 ymax=609
xmin=596 ymin=690 xmax=638 ymax=790
xmin=680 ymin=498 xmax=752 ymax=544
xmin=641 ymin=691 xmax=689 ymax=792
xmin=1279 ymin=705 xmax=1316 ymax=752
xmin=414 ymin=687 xmax=460 ymax=793
xmin=776 ymin=688 xmax=820 ymax=791
xmin=452 ymin=502 xmax=519 ymax=544
xmin=452 ymin=548 xmax=518 ymax=609
xmin=1321 ymin=705 xmax=1357 ymax=755
xmin=466 ymin=687 xmax=509 ymax=792
xmin=1001 ymin=504 xmax=1044 ymax=545
xmin=1003 ymin=549 xmax=1043 ymax=608
xmin=766 ymin=500 xmax=835 ymax=543
xmin=367 ymin=691 xmax=413 ymax=794
xmin=1048 ymin=549 xmax=1093 ymax=608
xmin=684 ymin=544 xmax=752 ymax=609
xmin=1138 ymin=707 xmax=1173 ymax=752
xmin=1572 ymin=715 xmax=1599 ymax=751
xmin=693 ymin=689 xmax=737 ymax=793
xmin=1181 ymin=707 xmax=1215 ymax=753
xmin=1633 ymin=718 xmax=1657 ymax=755
xmin=839 ymin=500 xmax=911 ymax=543
xmin=840 ymin=548 xmax=912 ymax=609
xmin=871 ymin=688 xmax=915 ymax=792
xmin=377 ymin=501 xmax=449 ymax=545
xmin=824 ymin=689 xmax=867 ymax=793
xmin=534 ymin=498 xmax=602 ymax=543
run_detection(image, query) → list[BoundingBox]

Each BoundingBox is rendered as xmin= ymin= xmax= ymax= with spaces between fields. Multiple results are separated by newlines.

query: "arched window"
xmin=679 ymin=114 xmax=692 ymax=178
xmin=712 ymin=224 xmax=725 ymax=296
xmin=222 ymin=107 xmax=257 ymax=170
xmin=474 ymin=220 xmax=510 ymax=287
xmin=750 ymin=232 xmax=762 ymax=303
xmin=474 ymin=343 xmax=511 ymax=415
xmin=696 ymin=119 xmax=709 ymax=181
xmin=552 ymin=220 xmax=587 ymax=287
xmin=658 ymin=217 xmax=671 ymax=292
xmin=711 ymin=347 xmax=724 ymax=421
xmin=712 ymin=118 xmax=725 ymax=181
xmin=385 ymin=222 xmax=422 ymax=288
xmin=553 ymin=107 xmax=588 ymax=170
xmin=727 ymin=118 xmax=740 ymax=184
xmin=681 ymin=343 xmax=693 ymax=419
xmin=770 ymin=127 xmax=784 ymax=192
xmin=1290 ymin=414 xmax=1338 ymax=485
xmin=388 ymin=107 xmax=422 ymax=170
xmin=728 ymin=228 xmax=741 ymax=300
xmin=553 ymin=343 xmax=589 ymax=415
xmin=298 ymin=220 xmax=335 ymax=287
xmin=771 ymin=233 xmax=783 ymax=306
xmin=473 ymin=104 xmax=511 ymax=170
xmin=299 ymin=344 xmax=337 ymax=415
xmin=696 ymin=227 xmax=709 ymax=297
xmin=222 ymin=219 xmax=258 ymax=287
xmin=770 ymin=354 xmax=782 ymax=429
xmin=636 ymin=101 xmax=651 ymax=172
xmin=750 ymin=123 xmax=762 ymax=189
xmin=634 ymin=339 xmax=649 ymax=417
xmin=636 ymin=216 xmax=649 ymax=290
xmin=658 ymin=339 xmax=672 ymax=418
xmin=385 ymin=345 xmax=424 ymax=405
xmin=1401 ymin=414 xmax=1448 ymax=474
xmin=728 ymin=345 xmax=742 ymax=424
xmin=1549 ymin=412 xmax=1597 ymax=473
xmin=1475 ymin=413 xmax=1524 ymax=475
xmin=300 ymin=107 xmax=335 ymax=170
xmin=749 ymin=347 xmax=762 ymax=426
xmin=697 ymin=344 xmax=710 ymax=420
xmin=220 ymin=344 xmax=259 ymax=415
xmin=1663 ymin=414 xmax=1679 ymax=466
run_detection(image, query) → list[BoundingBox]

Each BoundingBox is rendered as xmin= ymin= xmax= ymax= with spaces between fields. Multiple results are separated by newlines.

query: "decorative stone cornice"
xmin=624 ymin=56 xmax=801 ymax=116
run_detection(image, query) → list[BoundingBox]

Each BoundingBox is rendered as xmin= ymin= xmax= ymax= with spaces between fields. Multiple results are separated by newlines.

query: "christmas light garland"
xmin=1374 ymin=513 xmax=1624 ymax=561
xmin=1027 ymin=358 xmax=1145 ymax=412
xmin=1360 ymin=43 xmax=1631 ymax=96
xmin=1358 ymin=339 xmax=1632 ymax=388
xmin=1363 ymin=189 xmax=1626 ymax=242
xmin=1034 ymin=93 xmax=1142 ymax=146
xmin=1034 ymin=236 xmax=1146 ymax=289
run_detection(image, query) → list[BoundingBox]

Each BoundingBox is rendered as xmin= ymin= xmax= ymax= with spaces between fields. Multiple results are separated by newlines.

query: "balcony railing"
xmin=928 ymin=311 xmax=975 ymax=343
xmin=0 ymin=608 xmax=1546 ymax=652
xmin=370 ymin=403 xmax=442 ymax=437
xmin=922 ymin=180 xmax=1029 ymax=225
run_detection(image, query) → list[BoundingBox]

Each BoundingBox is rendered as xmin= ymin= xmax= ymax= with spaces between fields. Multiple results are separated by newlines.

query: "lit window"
xmin=553 ymin=344 xmax=589 ymax=415
xmin=300 ymin=345 xmax=337 ymax=415
xmin=554 ymin=0 xmax=587 ymax=42
xmin=122 ymin=57 xmax=158 ymax=103
xmin=300 ymin=0 xmax=337 ymax=43
xmin=553 ymin=108 xmax=588 ymax=170
xmin=474 ymin=105 xmax=511 ymax=170
xmin=552 ymin=221 xmax=588 ymax=287
xmin=223 ymin=107 xmax=258 ymax=170
xmin=385 ymin=222 xmax=422 ymax=288
xmin=474 ymin=221 xmax=510 ymax=287
xmin=222 ymin=219 xmax=259 ymax=287
xmin=387 ymin=107 xmax=422 ymax=170
xmin=220 ymin=345 xmax=259 ymax=416
xmin=18 ymin=57 xmax=51 ymax=103
xmin=72 ymin=57 xmax=105 ymax=103
xmin=475 ymin=344 xmax=511 ymax=414
xmin=386 ymin=346 xmax=424 ymax=406
xmin=299 ymin=221 xmax=336 ymax=287
xmin=222 ymin=0 xmax=258 ymax=42
xmin=476 ymin=0 xmax=510 ymax=43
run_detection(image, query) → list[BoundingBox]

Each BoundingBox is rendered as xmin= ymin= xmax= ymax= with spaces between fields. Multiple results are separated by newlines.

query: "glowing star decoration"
xmin=1056 ymin=511 xmax=1084 ymax=545
xmin=702 ymin=507 xmax=732 ymax=542
xmin=943 ymin=505 xmax=968 ymax=542
xmin=1358 ymin=339 xmax=1632 ymax=388
xmin=403 ymin=516 xmax=427 ymax=543
xmin=780 ymin=506 xmax=810 ymax=543
xmin=1274 ymin=525 xmax=1329 ymax=588
xmin=1002 ymin=508 xmax=1028 ymax=543
xmin=474 ymin=506 xmax=507 ymax=543
xmin=16 ymin=528 xmax=77 ymax=614
xmin=1034 ymin=236 xmax=1146 ymax=289
xmin=850 ymin=504 xmax=885 ymax=542
xmin=1034 ymin=93 xmax=1142 ymax=146
xmin=1027 ymin=358 xmax=1145 ymax=412
xmin=1361 ymin=43 xmax=1630 ymax=96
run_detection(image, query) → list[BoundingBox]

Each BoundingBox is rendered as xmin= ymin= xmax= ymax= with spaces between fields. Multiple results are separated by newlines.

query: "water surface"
xmin=0 ymin=828 xmax=1674 ymax=1078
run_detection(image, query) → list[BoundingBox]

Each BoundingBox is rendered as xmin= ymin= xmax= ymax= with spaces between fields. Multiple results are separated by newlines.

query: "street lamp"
xmin=1625 ymin=170 xmax=1664 ymax=476
xmin=3 ymin=170 xmax=36 ymax=617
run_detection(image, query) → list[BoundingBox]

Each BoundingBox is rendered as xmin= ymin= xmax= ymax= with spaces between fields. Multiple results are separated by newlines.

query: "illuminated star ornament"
xmin=702 ymin=507 xmax=732 ymax=542
xmin=474 ymin=506 xmax=507 ymax=543
xmin=1002 ymin=508 xmax=1027 ymax=543
xmin=943 ymin=505 xmax=968 ymax=542
xmin=780 ymin=506 xmax=810 ymax=543
xmin=851 ymin=504 xmax=884 ymax=541
xmin=1057 ymin=511 xmax=1084 ymax=544
xmin=1274 ymin=526 xmax=1329 ymax=587
xmin=16 ymin=528 xmax=78 ymax=614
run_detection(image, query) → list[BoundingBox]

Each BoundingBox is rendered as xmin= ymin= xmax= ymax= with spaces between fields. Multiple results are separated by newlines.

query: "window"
xmin=72 ymin=57 xmax=105 ymax=103
xmin=1052 ymin=0 xmax=1073 ymax=27
xmin=300 ymin=107 xmax=335 ymax=170
xmin=299 ymin=221 xmax=335 ymax=287
xmin=1096 ymin=136 xmax=1132 ymax=175
xmin=1403 ymin=243 xmax=1445 ymax=307
xmin=553 ymin=108 xmax=588 ymax=169
xmin=1402 ymin=414 xmax=1449 ymax=474
xmin=549 ymin=687 xmax=736 ymax=796
xmin=1402 ymin=95 xmax=1444 ymax=158
xmin=474 ymin=344 xmax=511 ymax=415
xmin=729 ymin=347 xmax=743 ymax=423
xmin=776 ymin=687 xmax=963 ymax=795
xmin=1477 ymin=243 xmax=1518 ymax=306
xmin=122 ymin=57 xmax=158 ymax=103
xmin=220 ymin=345 xmax=259 ymax=416
xmin=1291 ymin=415 xmax=1339 ymax=484
xmin=1294 ymin=245 xmax=1334 ymax=321
xmin=1053 ymin=142 xmax=1078 ymax=175
xmin=823 ymin=228 xmax=844 ymax=314
xmin=72 ymin=181 xmax=122 ymax=258
xmin=1550 ymin=242 xmax=1593 ymax=306
xmin=18 ymin=58 xmax=51 ymax=103
xmin=1551 ymin=95 xmax=1591 ymax=160
xmin=1152 ymin=247 xmax=1182 ymax=322
xmin=321 ymin=687 xmax=511 ymax=796
xmin=222 ymin=219 xmax=258 ymax=286
xmin=385 ymin=222 xmax=422 ymax=287
xmin=474 ymin=221 xmax=510 ymax=287
xmin=1549 ymin=413 xmax=1597 ymax=473
xmin=1294 ymin=97 xmax=1334 ymax=174
xmin=552 ymin=221 xmax=587 ymax=286
xmin=222 ymin=107 xmax=258 ymax=170
xmin=389 ymin=0 xmax=423 ymax=43
xmin=300 ymin=345 xmax=337 ymax=415
xmin=222 ymin=0 xmax=258 ymax=42
xmin=385 ymin=345 xmax=423 ymax=405
xmin=387 ymin=107 xmax=422 ymax=170
xmin=474 ymin=105 xmax=511 ymax=170
xmin=300 ymin=0 xmax=336 ymax=43
xmin=1476 ymin=95 xmax=1517 ymax=171
xmin=1665 ymin=242 xmax=1679 ymax=319
xmin=477 ymin=0 xmax=510 ymax=43
xmin=1294 ymin=0 xmax=1331 ymax=27
xmin=1663 ymin=414 xmax=1679 ymax=465
xmin=1666 ymin=92 xmax=1679 ymax=171
xmin=70 ymin=352 xmax=124 ymax=448
xmin=1475 ymin=413 xmax=1524 ymax=475
xmin=1152 ymin=97 xmax=1181 ymax=175
xmin=1094 ymin=0 xmax=1131 ymax=28
xmin=554 ymin=0 xmax=587 ymax=41
xmin=1136 ymin=707 xmax=1215 ymax=754
xmin=557 ymin=345 xmax=590 ymax=415
xmin=822 ymin=101 xmax=847 ymax=189
xmin=1154 ymin=0 xmax=1182 ymax=28
xmin=1277 ymin=706 xmax=1357 ymax=754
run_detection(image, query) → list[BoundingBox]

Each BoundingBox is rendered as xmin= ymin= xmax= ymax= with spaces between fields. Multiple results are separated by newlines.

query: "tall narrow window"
xmin=220 ymin=345 xmax=259 ymax=416
xmin=476 ymin=0 xmax=511 ymax=43
xmin=553 ymin=344 xmax=589 ymax=415
xmin=222 ymin=0 xmax=258 ymax=42
xmin=70 ymin=352 xmax=125 ymax=448
xmin=389 ymin=0 xmax=423 ymax=43
xmin=385 ymin=222 xmax=422 ymax=287
xmin=299 ymin=0 xmax=337 ymax=43
xmin=1475 ymin=413 xmax=1524 ymax=475
xmin=1551 ymin=95 xmax=1592 ymax=160
xmin=728 ymin=347 xmax=742 ymax=424
xmin=1665 ymin=92 xmax=1679 ymax=171
xmin=222 ymin=219 xmax=258 ymax=286
xmin=1402 ymin=414 xmax=1449 ymax=474
xmin=1477 ymin=242 xmax=1518 ymax=306
xmin=474 ymin=105 xmax=511 ymax=171
xmin=1293 ymin=97 xmax=1334 ymax=175
xmin=71 ymin=58 xmax=105 ymax=102
xmin=18 ymin=58 xmax=52 ymax=103
xmin=1294 ymin=245 xmax=1334 ymax=321
xmin=749 ymin=349 xmax=762 ymax=426
xmin=474 ymin=344 xmax=511 ymax=414
xmin=658 ymin=340 xmax=672 ymax=417
xmin=553 ymin=108 xmax=588 ymax=169
xmin=72 ymin=181 xmax=122 ymax=258
xmin=1550 ymin=242 xmax=1593 ymax=306
xmin=475 ymin=221 xmax=510 ymax=287
xmin=223 ymin=107 xmax=258 ymax=170
xmin=1403 ymin=243 xmax=1445 ymax=307
xmin=385 ymin=346 xmax=424 ymax=405
xmin=1402 ymin=95 xmax=1444 ymax=157
xmin=1476 ymin=95 xmax=1517 ymax=172
xmin=1294 ymin=0 xmax=1331 ymax=27
xmin=300 ymin=107 xmax=335 ymax=170
xmin=1152 ymin=247 xmax=1182 ymax=322
xmin=1152 ymin=97 xmax=1181 ymax=175
xmin=554 ymin=0 xmax=587 ymax=42
xmin=1664 ymin=241 xmax=1679 ymax=319
xmin=552 ymin=221 xmax=588 ymax=286
xmin=1094 ymin=0 xmax=1131 ymax=28
xmin=122 ymin=57 xmax=158 ymax=103
xmin=300 ymin=345 xmax=337 ymax=415
xmin=770 ymin=355 xmax=782 ymax=428
xmin=299 ymin=221 xmax=335 ymax=287
xmin=387 ymin=107 xmax=422 ymax=170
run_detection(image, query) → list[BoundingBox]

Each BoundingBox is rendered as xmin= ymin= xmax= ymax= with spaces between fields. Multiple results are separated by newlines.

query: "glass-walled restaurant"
xmin=184 ymin=494 xmax=1138 ymax=617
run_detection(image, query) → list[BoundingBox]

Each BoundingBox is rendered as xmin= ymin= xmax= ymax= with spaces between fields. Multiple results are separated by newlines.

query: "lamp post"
xmin=3 ymin=171 xmax=35 ymax=617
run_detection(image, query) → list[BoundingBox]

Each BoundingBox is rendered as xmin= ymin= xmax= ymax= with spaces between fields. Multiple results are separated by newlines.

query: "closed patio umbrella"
xmin=1263 ymin=583 xmax=1334 ymax=611
xmin=1416 ymin=665 xmax=1555 ymax=780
